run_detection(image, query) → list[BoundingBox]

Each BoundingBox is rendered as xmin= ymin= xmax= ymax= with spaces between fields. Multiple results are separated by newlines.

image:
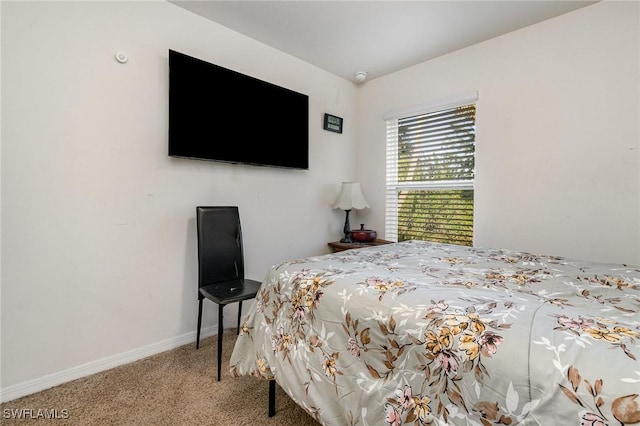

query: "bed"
xmin=229 ymin=240 xmax=640 ymax=425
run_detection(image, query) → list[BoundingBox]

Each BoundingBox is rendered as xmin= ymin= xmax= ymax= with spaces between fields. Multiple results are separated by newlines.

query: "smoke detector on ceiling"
xmin=353 ymin=71 xmax=368 ymax=83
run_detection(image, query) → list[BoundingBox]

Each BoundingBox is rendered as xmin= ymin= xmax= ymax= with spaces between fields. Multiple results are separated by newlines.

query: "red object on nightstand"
xmin=350 ymin=224 xmax=377 ymax=242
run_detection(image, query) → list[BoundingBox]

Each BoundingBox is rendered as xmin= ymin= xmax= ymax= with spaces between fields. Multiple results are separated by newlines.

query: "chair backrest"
xmin=196 ymin=206 xmax=246 ymax=287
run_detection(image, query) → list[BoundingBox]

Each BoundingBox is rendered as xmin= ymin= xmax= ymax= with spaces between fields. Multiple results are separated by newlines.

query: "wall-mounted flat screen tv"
xmin=169 ymin=49 xmax=309 ymax=170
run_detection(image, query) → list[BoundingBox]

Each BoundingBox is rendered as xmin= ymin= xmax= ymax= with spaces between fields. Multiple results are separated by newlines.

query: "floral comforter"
xmin=230 ymin=241 xmax=640 ymax=425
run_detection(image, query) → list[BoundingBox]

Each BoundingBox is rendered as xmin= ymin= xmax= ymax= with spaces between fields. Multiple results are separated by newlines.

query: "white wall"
xmin=0 ymin=1 xmax=359 ymax=398
xmin=357 ymin=1 xmax=640 ymax=265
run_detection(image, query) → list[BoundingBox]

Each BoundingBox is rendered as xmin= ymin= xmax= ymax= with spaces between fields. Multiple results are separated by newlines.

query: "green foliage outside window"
xmin=397 ymin=189 xmax=474 ymax=245
xmin=396 ymin=105 xmax=475 ymax=246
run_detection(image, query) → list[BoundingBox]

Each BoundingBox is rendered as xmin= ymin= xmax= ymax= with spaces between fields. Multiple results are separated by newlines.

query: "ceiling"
xmin=170 ymin=1 xmax=597 ymax=83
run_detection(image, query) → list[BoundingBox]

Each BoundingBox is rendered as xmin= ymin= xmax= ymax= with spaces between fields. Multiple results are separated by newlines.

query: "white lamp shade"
xmin=333 ymin=182 xmax=369 ymax=210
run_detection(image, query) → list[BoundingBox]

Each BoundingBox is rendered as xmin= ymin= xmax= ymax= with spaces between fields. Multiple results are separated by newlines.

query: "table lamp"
xmin=333 ymin=182 xmax=369 ymax=243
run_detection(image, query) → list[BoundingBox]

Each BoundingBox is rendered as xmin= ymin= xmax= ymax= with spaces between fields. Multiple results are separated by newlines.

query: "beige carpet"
xmin=1 ymin=333 xmax=317 ymax=425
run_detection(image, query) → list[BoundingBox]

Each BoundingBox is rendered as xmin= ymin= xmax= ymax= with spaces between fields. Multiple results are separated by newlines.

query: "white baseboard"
xmin=0 ymin=326 xmax=217 ymax=403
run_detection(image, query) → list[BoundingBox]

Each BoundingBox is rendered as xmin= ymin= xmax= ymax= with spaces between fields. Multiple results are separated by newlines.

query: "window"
xmin=385 ymin=94 xmax=477 ymax=246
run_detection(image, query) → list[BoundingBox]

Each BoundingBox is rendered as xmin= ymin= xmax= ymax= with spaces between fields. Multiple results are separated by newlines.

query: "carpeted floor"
xmin=1 ymin=333 xmax=317 ymax=425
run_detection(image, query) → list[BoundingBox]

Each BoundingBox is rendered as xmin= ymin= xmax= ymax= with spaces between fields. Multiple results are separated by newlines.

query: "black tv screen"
xmin=169 ymin=50 xmax=309 ymax=170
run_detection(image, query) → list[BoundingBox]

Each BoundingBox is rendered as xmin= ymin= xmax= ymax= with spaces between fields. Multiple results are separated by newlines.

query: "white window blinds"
xmin=385 ymin=94 xmax=477 ymax=246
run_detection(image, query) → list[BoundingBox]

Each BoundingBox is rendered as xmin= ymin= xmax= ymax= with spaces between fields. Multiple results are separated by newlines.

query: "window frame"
xmin=384 ymin=91 xmax=478 ymax=244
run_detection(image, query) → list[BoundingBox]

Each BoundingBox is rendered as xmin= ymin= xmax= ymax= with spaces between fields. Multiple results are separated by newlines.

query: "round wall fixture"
xmin=115 ymin=52 xmax=128 ymax=64
xmin=353 ymin=71 xmax=368 ymax=83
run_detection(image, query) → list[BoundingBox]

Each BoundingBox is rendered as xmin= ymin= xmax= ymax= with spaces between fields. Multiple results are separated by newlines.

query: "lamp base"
xmin=340 ymin=209 xmax=352 ymax=243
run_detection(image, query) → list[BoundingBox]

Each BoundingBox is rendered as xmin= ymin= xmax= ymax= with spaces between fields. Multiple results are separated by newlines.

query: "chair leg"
xmin=217 ymin=304 xmax=224 ymax=381
xmin=237 ymin=300 xmax=243 ymax=335
xmin=196 ymin=298 xmax=203 ymax=349
xmin=268 ymin=379 xmax=276 ymax=417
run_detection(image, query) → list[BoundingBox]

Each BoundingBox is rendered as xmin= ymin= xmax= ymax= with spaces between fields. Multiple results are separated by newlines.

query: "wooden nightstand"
xmin=328 ymin=239 xmax=394 ymax=253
